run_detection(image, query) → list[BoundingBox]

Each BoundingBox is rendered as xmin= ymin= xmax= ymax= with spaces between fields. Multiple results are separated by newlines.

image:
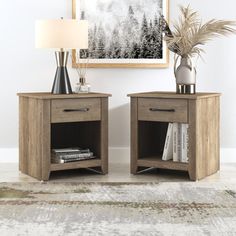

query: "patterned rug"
xmin=0 ymin=182 xmax=236 ymax=236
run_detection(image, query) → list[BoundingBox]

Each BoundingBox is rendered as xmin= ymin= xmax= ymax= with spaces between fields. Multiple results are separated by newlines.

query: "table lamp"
xmin=35 ymin=19 xmax=88 ymax=94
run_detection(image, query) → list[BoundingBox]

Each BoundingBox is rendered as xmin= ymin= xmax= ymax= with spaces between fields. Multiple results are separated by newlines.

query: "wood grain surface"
xmin=129 ymin=92 xmax=221 ymax=181
xmin=51 ymin=98 xmax=101 ymax=123
xmin=138 ymin=98 xmax=188 ymax=123
xmin=19 ymin=93 xmax=110 ymax=181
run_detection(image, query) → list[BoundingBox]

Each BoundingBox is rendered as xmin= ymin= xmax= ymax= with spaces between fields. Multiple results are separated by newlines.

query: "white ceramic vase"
xmin=174 ymin=56 xmax=196 ymax=94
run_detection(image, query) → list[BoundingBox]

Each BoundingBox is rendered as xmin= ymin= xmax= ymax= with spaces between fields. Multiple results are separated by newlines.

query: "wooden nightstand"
xmin=18 ymin=92 xmax=111 ymax=181
xmin=128 ymin=92 xmax=221 ymax=181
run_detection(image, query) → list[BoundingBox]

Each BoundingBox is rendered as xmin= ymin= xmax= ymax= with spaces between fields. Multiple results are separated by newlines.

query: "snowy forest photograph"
xmin=75 ymin=0 xmax=169 ymax=67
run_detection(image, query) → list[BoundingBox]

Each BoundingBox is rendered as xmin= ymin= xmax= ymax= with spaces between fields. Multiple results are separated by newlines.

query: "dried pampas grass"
xmin=164 ymin=5 xmax=236 ymax=58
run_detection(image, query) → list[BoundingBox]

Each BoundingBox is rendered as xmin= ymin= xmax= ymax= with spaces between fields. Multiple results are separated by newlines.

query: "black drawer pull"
xmin=149 ymin=108 xmax=175 ymax=112
xmin=63 ymin=108 xmax=90 ymax=112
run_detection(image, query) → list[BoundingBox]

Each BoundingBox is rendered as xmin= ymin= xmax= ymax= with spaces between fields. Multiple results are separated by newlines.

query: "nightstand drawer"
xmin=51 ymin=98 xmax=101 ymax=123
xmin=138 ymin=98 xmax=188 ymax=123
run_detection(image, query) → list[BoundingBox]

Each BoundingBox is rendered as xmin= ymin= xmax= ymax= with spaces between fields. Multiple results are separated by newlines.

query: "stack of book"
xmin=162 ymin=123 xmax=189 ymax=163
xmin=51 ymin=147 xmax=95 ymax=164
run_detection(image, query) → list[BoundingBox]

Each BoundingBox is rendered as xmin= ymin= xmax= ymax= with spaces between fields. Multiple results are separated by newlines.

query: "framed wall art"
xmin=72 ymin=0 xmax=169 ymax=68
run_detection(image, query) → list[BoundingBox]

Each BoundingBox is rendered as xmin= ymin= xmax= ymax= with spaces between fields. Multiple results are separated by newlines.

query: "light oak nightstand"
xmin=128 ymin=92 xmax=221 ymax=181
xmin=18 ymin=92 xmax=111 ymax=181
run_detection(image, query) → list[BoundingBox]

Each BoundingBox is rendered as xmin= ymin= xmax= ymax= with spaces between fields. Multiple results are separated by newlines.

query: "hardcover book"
xmin=173 ymin=123 xmax=180 ymax=162
xmin=181 ymin=124 xmax=189 ymax=163
xmin=162 ymin=123 xmax=173 ymax=161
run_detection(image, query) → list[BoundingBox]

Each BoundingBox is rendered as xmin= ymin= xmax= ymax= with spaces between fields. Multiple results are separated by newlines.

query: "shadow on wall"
xmin=109 ymin=103 xmax=130 ymax=147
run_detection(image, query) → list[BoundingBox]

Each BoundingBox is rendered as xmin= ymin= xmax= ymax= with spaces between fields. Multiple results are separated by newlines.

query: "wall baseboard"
xmin=0 ymin=147 xmax=235 ymax=163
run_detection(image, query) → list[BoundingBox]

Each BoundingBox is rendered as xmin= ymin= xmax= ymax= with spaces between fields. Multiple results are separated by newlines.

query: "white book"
xmin=177 ymin=124 xmax=182 ymax=162
xmin=173 ymin=123 xmax=180 ymax=162
xmin=162 ymin=123 xmax=173 ymax=161
xmin=181 ymin=124 xmax=189 ymax=163
xmin=186 ymin=125 xmax=189 ymax=163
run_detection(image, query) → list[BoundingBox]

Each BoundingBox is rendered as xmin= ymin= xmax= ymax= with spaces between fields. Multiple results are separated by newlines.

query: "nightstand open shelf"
xmin=137 ymin=120 xmax=188 ymax=172
xmin=50 ymin=121 xmax=101 ymax=171
xmin=18 ymin=92 xmax=111 ymax=181
xmin=138 ymin=121 xmax=168 ymax=158
xmin=128 ymin=91 xmax=221 ymax=181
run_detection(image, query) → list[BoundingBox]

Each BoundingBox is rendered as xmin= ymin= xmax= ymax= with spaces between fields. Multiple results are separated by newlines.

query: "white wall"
xmin=0 ymin=0 xmax=236 ymax=149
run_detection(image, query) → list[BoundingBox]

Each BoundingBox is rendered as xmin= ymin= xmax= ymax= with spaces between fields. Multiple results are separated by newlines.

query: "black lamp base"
xmin=51 ymin=67 xmax=73 ymax=94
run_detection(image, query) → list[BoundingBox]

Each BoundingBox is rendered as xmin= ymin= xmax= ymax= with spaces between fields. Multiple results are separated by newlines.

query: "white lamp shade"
xmin=35 ymin=19 xmax=88 ymax=49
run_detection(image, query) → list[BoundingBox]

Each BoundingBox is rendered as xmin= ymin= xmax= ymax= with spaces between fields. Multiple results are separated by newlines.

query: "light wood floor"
xmin=0 ymin=157 xmax=236 ymax=183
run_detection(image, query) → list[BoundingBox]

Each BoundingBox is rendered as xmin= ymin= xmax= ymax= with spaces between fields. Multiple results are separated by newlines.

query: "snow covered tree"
xmin=96 ymin=24 xmax=106 ymax=58
xmin=154 ymin=14 xmax=159 ymax=27
xmin=88 ymin=24 xmax=98 ymax=58
xmin=97 ymin=39 xmax=106 ymax=58
xmin=140 ymin=14 xmax=148 ymax=40
xmin=152 ymin=16 xmax=163 ymax=58
xmin=119 ymin=5 xmax=139 ymax=58
xmin=107 ymin=28 xmax=121 ymax=58
xmin=122 ymin=40 xmax=131 ymax=58
xmin=140 ymin=14 xmax=155 ymax=58
xmin=130 ymin=42 xmax=141 ymax=59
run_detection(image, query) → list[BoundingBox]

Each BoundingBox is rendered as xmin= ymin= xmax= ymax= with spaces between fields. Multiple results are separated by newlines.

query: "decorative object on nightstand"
xmin=128 ymin=91 xmax=221 ymax=181
xmin=73 ymin=52 xmax=91 ymax=93
xmin=35 ymin=19 xmax=88 ymax=94
xmin=161 ymin=6 xmax=236 ymax=94
xmin=18 ymin=92 xmax=111 ymax=181
xmin=75 ymin=77 xmax=91 ymax=93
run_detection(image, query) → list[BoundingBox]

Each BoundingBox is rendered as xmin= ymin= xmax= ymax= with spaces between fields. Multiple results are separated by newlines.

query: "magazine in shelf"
xmin=51 ymin=147 xmax=95 ymax=164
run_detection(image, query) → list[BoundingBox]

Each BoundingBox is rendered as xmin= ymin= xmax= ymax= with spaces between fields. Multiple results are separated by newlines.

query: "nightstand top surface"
xmin=17 ymin=92 xmax=111 ymax=99
xmin=127 ymin=91 xmax=221 ymax=99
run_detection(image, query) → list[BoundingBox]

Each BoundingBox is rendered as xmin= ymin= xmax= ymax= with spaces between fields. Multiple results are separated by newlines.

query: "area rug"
xmin=0 ymin=182 xmax=236 ymax=236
